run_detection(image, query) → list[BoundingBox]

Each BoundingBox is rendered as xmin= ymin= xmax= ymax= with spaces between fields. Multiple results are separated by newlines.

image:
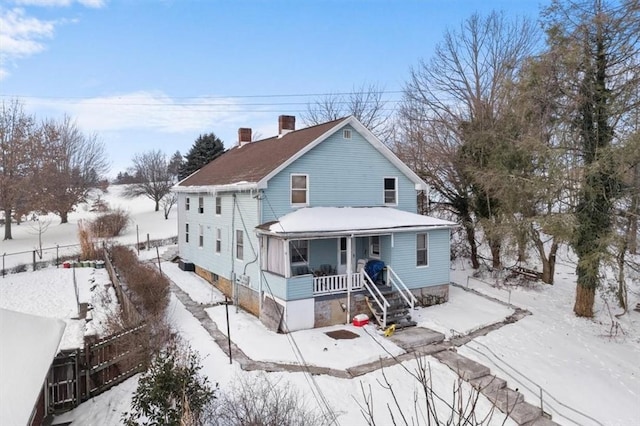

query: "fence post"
xmin=33 ymin=250 xmax=36 ymax=271
xmin=56 ymin=244 xmax=59 ymax=268
xmin=136 ymin=225 xmax=140 ymax=256
xmin=147 ymin=233 xmax=150 ymax=251
xmin=2 ymin=253 xmax=4 ymax=277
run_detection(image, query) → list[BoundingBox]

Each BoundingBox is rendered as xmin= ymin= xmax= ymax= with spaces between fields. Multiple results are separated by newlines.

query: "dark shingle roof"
xmin=179 ymin=117 xmax=348 ymax=187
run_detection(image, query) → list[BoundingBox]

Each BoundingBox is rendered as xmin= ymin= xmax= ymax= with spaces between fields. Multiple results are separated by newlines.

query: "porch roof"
xmin=256 ymin=207 xmax=456 ymax=238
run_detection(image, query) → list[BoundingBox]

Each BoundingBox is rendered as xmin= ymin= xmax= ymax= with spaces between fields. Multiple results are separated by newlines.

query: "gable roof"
xmin=177 ymin=117 xmax=348 ymax=189
xmin=176 ymin=116 xmax=428 ymax=192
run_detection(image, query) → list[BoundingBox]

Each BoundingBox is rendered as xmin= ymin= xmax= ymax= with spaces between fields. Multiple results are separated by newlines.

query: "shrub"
xmin=209 ymin=373 xmax=325 ymax=426
xmin=78 ymin=220 xmax=98 ymax=260
xmin=123 ymin=343 xmax=216 ymax=426
xmin=91 ymin=208 xmax=130 ymax=238
xmin=111 ymin=245 xmax=169 ymax=318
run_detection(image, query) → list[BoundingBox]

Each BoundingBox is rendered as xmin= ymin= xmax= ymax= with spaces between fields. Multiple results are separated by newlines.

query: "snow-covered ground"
xmin=2 ymin=185 xmax=639 ymax=425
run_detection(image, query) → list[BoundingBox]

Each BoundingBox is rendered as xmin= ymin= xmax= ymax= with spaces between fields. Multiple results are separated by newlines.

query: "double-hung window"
xmin=236 ymin=230 xmax=244 ymax=261
xmin=185 ymin=197 xmax=190 ymax=211
xmin=370 ymin=236 xmax=380 ymax=258
xmin=185 ymin=223 xmax=189 ymax=243
xmin=417 ymin=233 xmax=428 ymax=266
xmin=291 ymin=174 xmax=308 ymax=206
xmin=215 ymin=197 xmax=221 ymax=215
xmin=384 ymin=177 xmax=397 ymax=205
xmin=215 ymin=228 xmax=221 ymax=254
xmin=198 ymin=196 xmax=204 ymax=214
xmin=198 ymin=225 xmax=204 ymax=248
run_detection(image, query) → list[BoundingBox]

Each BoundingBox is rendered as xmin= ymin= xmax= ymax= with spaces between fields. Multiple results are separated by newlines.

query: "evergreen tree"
xmin=179 ymin=133 xmax=225 ymax=180
xmin=167 ymin=150 xmax=184 ymax=182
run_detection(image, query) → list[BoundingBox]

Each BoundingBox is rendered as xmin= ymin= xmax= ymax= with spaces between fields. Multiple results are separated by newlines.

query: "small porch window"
xmin=417 ymin=233 xmax=429 ymax=266
xmin=236 ymin=230 xmax=244 ymax=260
xmin=370 ymin=236 xmax=380 ymax=258
xmin=290 ymin=240 xmax=309 ymax=275
xmin=339 ymin=237 xmax=347 ymax=266
xmin=384 ymin=177 xmax=397 ymax=205
xmin=291 ymin=174 xmax=308 ymax=206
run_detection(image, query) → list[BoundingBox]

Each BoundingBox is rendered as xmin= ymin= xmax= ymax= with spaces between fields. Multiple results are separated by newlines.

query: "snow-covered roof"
xmin=0 ymin=309 xmax=66 ymax=426
xmin=258 ymin=207 xmax=456 ymax=237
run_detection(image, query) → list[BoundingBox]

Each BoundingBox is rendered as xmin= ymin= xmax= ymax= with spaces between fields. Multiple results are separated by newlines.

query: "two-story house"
xmin=174 ymin=115 xmax=455 ymax=332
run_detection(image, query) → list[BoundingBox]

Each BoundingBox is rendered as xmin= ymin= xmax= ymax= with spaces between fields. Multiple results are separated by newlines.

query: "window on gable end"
xmin=236 ymin=230 xmax=244 ymax=261
xmin=384 ymin=177 xmax=397 ymax=205
xmin=215 ymin=228 xmax=221 ymax=254
xmin=343 ymin=129 xmax=352 ymax=139
xmin=291 ymin=174 xmax=308 ymax=205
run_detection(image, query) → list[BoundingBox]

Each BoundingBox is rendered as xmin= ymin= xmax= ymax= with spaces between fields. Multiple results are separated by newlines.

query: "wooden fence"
xmin=46 ymin=324 xmax=148 ymax=413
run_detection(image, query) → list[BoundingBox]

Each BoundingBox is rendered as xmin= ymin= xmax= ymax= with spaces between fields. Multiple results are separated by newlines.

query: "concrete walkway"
xmin=169 ymin=281 xmax=558 ymax=425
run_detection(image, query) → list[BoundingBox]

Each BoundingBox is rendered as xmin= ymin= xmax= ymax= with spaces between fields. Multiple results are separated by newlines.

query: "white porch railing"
xmin=313 ymin=273 xmax=363 ymax=295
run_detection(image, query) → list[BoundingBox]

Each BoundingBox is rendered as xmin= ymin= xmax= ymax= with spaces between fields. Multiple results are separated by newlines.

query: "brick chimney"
xmin=278 ymin=115 xmax=295 ymax=137
xmin=238 ymin=128 xmax=252 ymax=147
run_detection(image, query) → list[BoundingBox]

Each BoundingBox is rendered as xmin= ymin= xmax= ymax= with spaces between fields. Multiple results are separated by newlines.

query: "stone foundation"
xmin=194 ymin=265 xmax=215 ymax=284
xmin=237 ymin=284 xmax=260 ymax=317
xmin=314 ymin=293 xmax=370 ymax=327
xmin=410 ymin=283 xmax=449 ymax=307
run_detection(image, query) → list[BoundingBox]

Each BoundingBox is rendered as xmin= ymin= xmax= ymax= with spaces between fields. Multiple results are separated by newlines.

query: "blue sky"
xmin=0 ymin=0 xmax=546 ymax=177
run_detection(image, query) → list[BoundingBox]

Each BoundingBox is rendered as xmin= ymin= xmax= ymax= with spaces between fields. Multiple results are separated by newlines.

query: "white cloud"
xmin=28 ymin=91 xmax=249 ymax=134
xmin=0 ymin=8 xmax=56 ymax=79
xmin=13 ymin=0 xmax=106 ymax=8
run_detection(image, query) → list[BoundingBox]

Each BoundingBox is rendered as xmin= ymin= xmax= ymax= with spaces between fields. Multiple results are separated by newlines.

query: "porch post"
xmin=346 ymin=236 xmax=353 ymax=324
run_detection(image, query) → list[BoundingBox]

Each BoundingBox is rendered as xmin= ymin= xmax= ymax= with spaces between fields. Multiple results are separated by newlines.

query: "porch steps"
xmin=366 ymin=288 xmax=416 ymax=330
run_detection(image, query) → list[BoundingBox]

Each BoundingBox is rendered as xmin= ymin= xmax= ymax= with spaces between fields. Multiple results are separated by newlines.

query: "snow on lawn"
xmin=0 ymin=266 xmax=118 ymax=350
xmin=413 ymin=285 xmax=514 ymax=338
xmin=452 ymin=261 xmax=640 ymax=426
xmin=162 ymin=261 xmax=226 ymax=305
xmin=1 ymin=184 xmax=177 ymax=269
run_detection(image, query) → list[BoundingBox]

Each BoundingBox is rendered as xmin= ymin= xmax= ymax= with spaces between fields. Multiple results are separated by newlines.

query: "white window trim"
xmin=198 ymin=196 xmax=204 ymax=214
xmin=215 ymin=196 xmax=221 ymax=216
xmin=185 ymin=223 xmax=189 ymax=243
xmin=215 ymin=227 xmax=221 ymax=254
xmin=235 ymin=229 xmax=244 ymax=261
xmin=198 ymin=224 xmax=204 ymax=248
xmin=185 ymin=197 xmax=190 ymax=211
xmin=383 ymin=177 xmax=398 ymax=206
xmin=417 ymin=233 xmax=429 ymax=268
xmin=369 ymin=236 xmax=381 ymax=259
xmin=290 ymin=173 xmax=309 ymax=207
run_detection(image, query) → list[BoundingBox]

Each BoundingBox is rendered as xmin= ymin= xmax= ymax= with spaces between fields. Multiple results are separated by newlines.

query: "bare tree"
xmin=0 ymin=99 xmax=38 ymax=240
xmin=302 ymin=83 xmax=394 ymax=142
xmin=124 ymin=150 xmax=173 ymax=212
xmin=36 ymin=116 xmax=109 ymax=223
xmin=161 ymin=192 xmax=177 ymax=220
xmin=397 ymin=11 xmax=539 ymax=269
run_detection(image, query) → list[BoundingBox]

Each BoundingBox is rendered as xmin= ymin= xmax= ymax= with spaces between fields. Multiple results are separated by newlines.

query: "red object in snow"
xmin=352 ymin=314 xmax=369 ymax=327
xmin=62 ymin=261 xmax=71 ymax=269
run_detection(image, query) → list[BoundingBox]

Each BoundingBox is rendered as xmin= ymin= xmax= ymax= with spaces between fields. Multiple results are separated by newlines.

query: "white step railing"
xmin=313 ymin=272 xmax=363 ymax=295
xmin=360 ymin=269 xmax=390 ymax=328
xmin=386 ymin=266 xmax=417 ymax=310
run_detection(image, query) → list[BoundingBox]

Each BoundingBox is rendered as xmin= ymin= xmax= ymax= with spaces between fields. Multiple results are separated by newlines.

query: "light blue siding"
xmin=309 ymin=239 xmax=335 ymax=270
xmin=263 ymin=271 xmax=287 ymax=300
xmin=261 ymin=125 xmax=418 ymax=222
xmin=177 ymin=191 xmax=261 ymax=291
xmin=388 ymin=229 xmax=451 ymax=289
xmin=287 ymin=274 xmax=314 ymax=300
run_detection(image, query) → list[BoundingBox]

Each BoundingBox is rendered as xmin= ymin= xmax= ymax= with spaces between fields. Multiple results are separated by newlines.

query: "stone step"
xmin=432 ymin=350 xmax=490 ymax=380
xmin=508 ymin=401 xmax=548 ymax=425
xmin=485 ymin=387 xmax=524 ymax=412
xmin=523 ymin=416 xmax=561 ymax=426
xmin=469 ymin=375 xmax=507 ymax=394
